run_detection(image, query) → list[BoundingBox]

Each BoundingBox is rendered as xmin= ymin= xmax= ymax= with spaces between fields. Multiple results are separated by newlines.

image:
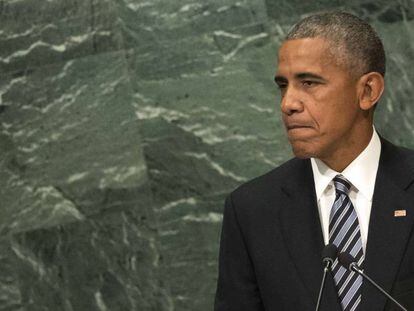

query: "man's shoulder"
xmin=229 ymin=157 xmax=307 ymax=204
xmin=382 ymin=137 xmax=414 ymax=154
xmin=381 ymin=138 xmax=414 ymax=167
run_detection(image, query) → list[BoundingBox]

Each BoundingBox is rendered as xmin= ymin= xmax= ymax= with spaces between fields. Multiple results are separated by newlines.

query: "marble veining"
xmin=1 ymin=0 xmax=414 ymax=310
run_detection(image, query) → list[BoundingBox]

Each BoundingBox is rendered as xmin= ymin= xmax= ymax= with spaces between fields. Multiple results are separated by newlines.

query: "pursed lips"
xmin=285 ymin=124 xmax=313 ymax=130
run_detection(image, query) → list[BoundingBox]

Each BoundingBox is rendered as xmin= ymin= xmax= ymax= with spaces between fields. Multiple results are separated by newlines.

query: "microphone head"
xmin=338 ymin=252 xmax=357 ymax=271
xmin=321 ymin=244 xmax=338 ymax=266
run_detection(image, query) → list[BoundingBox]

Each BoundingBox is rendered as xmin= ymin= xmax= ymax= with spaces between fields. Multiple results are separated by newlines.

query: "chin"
xmin=290 ymin=145 xmax=316 ymax=159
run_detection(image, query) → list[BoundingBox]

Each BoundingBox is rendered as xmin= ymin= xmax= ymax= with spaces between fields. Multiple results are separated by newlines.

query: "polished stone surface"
xmin=1 ymin=0 xmax=414 ymax=310
xmin=0 ymin=17 xmax=164 ymax=309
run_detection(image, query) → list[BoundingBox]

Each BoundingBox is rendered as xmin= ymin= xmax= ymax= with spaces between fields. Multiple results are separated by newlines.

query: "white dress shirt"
xmin=310 ymin=128 xmax=381 ymax=251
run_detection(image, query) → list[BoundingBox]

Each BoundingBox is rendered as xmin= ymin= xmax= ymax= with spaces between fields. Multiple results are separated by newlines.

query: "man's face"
xmin=275 ymin=37 xmax=364 ymax=160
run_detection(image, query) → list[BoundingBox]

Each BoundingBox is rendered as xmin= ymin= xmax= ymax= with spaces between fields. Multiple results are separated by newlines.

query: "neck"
xmin=320 ymin=125 xmax=373 ymax=172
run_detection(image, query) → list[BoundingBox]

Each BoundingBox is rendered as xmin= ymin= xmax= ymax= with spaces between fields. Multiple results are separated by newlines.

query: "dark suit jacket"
xmin=215 ymin=139 xmax=414 ymax=310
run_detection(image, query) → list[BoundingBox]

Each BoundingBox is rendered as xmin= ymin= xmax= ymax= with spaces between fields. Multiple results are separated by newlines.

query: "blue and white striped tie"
xmin=329 ymin=175 xmax=364 ymax=311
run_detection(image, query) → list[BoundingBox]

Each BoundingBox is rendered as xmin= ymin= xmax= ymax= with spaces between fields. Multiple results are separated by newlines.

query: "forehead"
xmin=277 ymin=37 xmax=340 ymax=76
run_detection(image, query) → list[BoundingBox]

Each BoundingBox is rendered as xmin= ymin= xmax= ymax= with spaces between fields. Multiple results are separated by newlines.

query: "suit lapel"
xmin=279 ymin=159 xmax=342 ymax=310
xmin=360 ymin=139 xmax=414 ymax=311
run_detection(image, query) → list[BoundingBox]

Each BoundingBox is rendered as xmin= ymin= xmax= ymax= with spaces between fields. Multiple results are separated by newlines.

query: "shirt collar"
xmin=311 ymin=127 xmax=381 ymax=201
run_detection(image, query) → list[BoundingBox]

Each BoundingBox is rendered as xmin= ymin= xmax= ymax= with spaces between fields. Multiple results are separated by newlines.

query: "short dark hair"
xmin=285 ymin=11 xmax=386 ymax=77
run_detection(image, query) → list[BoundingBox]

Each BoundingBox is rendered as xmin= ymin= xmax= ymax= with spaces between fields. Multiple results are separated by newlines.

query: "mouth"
xmin=286 ymin=124 xmax=313 ymax=130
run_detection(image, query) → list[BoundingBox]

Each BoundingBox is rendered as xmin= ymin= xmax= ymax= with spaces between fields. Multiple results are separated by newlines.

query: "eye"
xmin=276 ymin=82 xmax=287 ymax=91
xmin=302 ymin=80 xmax=318 ymax=87
xmin=276 ymin=84 xmax=287 ymax=97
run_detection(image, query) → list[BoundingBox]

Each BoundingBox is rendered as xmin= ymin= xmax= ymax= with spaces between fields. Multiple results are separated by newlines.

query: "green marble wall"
xmin=1 ymin=0 xmax=414 ymax=310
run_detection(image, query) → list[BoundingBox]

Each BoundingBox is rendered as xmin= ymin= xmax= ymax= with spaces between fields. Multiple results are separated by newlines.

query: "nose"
xmin=280 ymin=86 xmax=304 ymax=116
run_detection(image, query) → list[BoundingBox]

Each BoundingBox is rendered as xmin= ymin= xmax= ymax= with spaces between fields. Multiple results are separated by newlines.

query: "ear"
xmin=358 ymin=72 xmax=385 ymax=111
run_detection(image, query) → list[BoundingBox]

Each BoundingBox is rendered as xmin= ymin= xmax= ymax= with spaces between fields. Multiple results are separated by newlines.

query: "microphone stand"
xmin=350 ymin=263 xmax=407 ymax=311
xmin=315 ymin=262 xmax=330 ymax=311
xmin=316 ymin=244 xmax=337 ymax=311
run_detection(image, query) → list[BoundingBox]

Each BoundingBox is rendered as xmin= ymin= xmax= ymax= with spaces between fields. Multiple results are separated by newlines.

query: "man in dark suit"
xmin=214 ymin=11 xmax=414 ymax=311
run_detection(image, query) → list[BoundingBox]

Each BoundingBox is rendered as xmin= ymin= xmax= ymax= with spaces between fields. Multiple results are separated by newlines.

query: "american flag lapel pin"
xmin=394 ymin=210 xmax=407 ymax=217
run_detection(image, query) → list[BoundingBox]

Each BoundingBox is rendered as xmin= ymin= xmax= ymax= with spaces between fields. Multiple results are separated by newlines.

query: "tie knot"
xmin=333 ymin=175 xmax=351 ymax=195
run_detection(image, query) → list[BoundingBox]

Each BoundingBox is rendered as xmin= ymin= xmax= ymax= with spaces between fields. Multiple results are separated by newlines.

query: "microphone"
xmin=322 ymin=244 xmax=337 ymax=269
xmin=315 ymin=244 xmax=337 ymax=311
xmin=338 ymin=252 xmax=407 ymax=311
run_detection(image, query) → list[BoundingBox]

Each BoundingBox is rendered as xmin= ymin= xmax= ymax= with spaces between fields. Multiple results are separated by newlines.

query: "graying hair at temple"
xmin=285 ymin=11 xmax=386 ymax=77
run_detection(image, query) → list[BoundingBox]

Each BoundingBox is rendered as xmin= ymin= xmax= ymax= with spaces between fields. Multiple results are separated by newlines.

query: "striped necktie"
xmin=329 ymin=175 xmax=364 ymax=311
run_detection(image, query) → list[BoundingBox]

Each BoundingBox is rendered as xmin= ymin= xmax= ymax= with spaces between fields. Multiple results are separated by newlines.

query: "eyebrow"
xmin=274 ymin=72 xmax=326 ymax=84
xmin=296 ymin=72 xmax=325 ymax=81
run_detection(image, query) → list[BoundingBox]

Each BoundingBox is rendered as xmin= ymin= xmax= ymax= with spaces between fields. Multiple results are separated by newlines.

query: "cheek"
xmin=312 ymin=89 xmax=358 ymax=125
xmin=310 ymin=106 xmax=347 ymax=136
xmin=305 ymin=97 xmax=330 ymax=127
